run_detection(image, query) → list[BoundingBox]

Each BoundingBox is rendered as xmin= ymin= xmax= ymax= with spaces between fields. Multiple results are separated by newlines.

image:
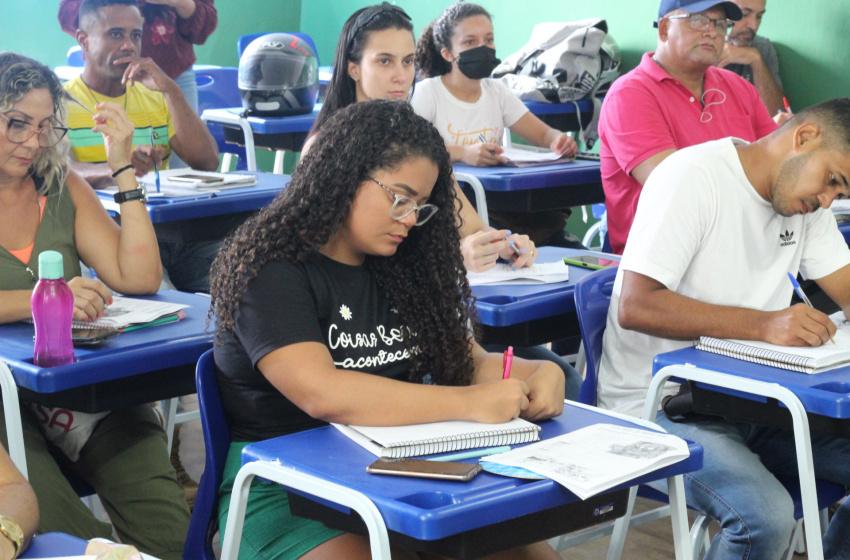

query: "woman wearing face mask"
xmin=413 ymin=2 xmax=583 ymax=250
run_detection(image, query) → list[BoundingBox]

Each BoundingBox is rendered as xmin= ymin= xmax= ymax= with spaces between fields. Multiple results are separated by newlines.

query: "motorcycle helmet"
xmin=238 ymin=33 xmax=318 ymax=116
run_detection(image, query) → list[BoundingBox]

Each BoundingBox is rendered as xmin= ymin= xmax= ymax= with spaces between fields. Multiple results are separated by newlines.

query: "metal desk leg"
xmin=201 ymin=113 xmax=257 ymax=172
xmin=453 ymin=172 xmax=489 ymax=227
xmin=0 ymin=362 xmax=26 ymax=479
xmin=273 ymin=150 xmax=286 ymax=175
xmin=220 ymin=460 xmax=391 ymax=560
xmin=648 ymin=365 xmax=824 ymax=560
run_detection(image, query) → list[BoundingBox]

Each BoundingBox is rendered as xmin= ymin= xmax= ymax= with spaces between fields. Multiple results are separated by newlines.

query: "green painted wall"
xmin=301 ymin=0 xmax=850 ymax=110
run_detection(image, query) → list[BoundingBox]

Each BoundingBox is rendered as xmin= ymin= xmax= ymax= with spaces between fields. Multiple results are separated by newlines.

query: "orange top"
xmin=8 ymin=196 xmax=47 ymax=264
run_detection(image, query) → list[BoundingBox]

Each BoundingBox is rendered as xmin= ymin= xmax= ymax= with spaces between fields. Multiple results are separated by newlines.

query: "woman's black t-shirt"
xmin=214 ymin=255 xmax=411 ymax=442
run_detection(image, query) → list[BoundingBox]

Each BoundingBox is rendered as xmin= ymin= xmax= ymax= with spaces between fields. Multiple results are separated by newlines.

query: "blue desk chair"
xmin=66 ymin=46 xmax=84 ymax=67
xmin=195 ymin=67 xmax=248 ymax=172
xmin=237 ymin=32 xmax=319 ymax=64
xmin=184 ymin=349 xmax=229 ymax=560
xmin=554 ymin=266 xmax=845 ymax=559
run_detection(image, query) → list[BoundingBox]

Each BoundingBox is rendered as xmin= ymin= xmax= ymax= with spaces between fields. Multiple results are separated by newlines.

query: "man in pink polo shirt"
xmin=599 ymin=0 xmax=777 ymax=254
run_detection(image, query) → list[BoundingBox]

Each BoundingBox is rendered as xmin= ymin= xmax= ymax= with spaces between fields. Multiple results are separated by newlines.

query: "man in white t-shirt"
xmin=599 ymin=98 xmax=850 ymax=559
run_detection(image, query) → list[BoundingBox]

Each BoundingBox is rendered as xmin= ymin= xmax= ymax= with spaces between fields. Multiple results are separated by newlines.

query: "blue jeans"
xmin=169 ymin=68 xmax=199 ymax=170
xmin=480 ymin=343 xmax=582 ymax=401
xmin=158 ymin=239 xmax=222 ymax=293
xmin=652 ymin=413 xmax=850 ymax=560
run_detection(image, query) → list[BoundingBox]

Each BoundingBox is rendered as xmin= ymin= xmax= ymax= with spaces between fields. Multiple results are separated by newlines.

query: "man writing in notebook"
xmin=599 ymin=98 xmax=850 ymax=559
xmin=598 ymin=0 xmax=777 ymax=255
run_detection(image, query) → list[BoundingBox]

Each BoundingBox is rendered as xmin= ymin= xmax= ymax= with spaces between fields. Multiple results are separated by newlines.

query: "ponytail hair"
xmin=415 ymin=2 xmax=492 ymax=79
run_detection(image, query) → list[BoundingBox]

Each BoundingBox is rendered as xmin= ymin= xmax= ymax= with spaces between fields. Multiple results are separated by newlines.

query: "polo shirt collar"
xmin=640 ymin=51 xmax=722 ymax=90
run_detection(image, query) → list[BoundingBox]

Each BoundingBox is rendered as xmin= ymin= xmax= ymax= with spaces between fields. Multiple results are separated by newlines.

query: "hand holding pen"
xmin=503 ymin=346 xmax=514 ymax=379
xmin=774 ymin=96 xmax=794 ymax=126
xmin=785 ymin=272 xmax=836 ymax=345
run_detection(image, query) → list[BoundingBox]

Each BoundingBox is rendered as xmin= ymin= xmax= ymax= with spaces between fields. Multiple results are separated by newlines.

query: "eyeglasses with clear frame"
xmin=0 ymin=113 xmax=69 ymax=148
xmin=368 ymin=177 xmax=439 ymax=226
xmin=666 ymin=13 xmax=733 ymax=35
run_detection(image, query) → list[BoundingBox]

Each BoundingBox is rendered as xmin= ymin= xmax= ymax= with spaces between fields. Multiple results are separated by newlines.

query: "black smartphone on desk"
xmin=367 ymin=458 xmax=483 ymax=481
xmin=72 ymin=326 xmax=120 ymax=345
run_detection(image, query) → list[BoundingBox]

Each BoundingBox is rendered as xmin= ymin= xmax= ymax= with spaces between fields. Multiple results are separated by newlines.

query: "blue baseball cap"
xmin=656 ymin=0 xmax=743 ymax=26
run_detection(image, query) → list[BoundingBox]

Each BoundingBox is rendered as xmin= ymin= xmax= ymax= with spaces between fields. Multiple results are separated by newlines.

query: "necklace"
xmin=82 ymin=79 xmax=128 ymax=111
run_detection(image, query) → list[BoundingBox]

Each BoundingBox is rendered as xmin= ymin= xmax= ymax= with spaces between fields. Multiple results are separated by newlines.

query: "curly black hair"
xmin=310 ymin=3 xmax=414 ymax=136
xmin=210 ymin=100 xmax=477 ymax=386
xmin=416 ymin=2 xmax=492 ymax=79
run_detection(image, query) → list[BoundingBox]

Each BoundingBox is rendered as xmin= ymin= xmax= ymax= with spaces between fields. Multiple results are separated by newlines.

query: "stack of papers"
xmin=467 ymin=261 xmax=570 ymax=286
xmin=140 ymin=169 xmax=257 ymax=196
xmin=72 ymin=296 xmax=189 ymax=330
xmin=482 ymin=423 xmax=690 ymax=500
xmin=499 ymin=145 xmax=574 ymax=167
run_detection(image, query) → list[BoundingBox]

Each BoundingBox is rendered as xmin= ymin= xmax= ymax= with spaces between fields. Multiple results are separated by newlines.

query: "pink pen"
xmin=502 ymin=346 xmax=514 ymax=380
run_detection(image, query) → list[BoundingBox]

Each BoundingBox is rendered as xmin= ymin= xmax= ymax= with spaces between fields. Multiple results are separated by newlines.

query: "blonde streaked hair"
xmin=0 ymin=52 xmax=70 ymax=194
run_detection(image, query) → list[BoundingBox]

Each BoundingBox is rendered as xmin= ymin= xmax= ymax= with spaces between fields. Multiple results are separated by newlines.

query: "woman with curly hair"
xmin=211 ymin=99 xmax=564 ymax=560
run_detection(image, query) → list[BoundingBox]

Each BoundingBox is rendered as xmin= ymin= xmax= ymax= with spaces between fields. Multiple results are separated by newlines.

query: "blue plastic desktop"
xmin=453 ymin=159 xmax=603 ymax=213
xmin=19 ymin=533 xmax=87 ymax=558
xmin=472 ymin=247 xmax=599 ymax=327
xmin=653 ymin=347 xmax=850 ymax=419
xmin=97 ymin=171 xmax=288 ymax=223
xmin=239 ymin=403 xmax=702 ymax=553
xmin=838 ymin=219 xmax=850 ymax=244
xmin=0 ymin=290 xmax=213 ymax=411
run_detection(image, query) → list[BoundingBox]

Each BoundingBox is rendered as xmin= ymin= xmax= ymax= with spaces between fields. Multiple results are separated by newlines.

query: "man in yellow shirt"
xmin=64 ymin=0 xmax=221 ymax=292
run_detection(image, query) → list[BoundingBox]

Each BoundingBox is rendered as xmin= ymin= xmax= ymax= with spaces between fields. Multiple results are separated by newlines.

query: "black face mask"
xmin=455 ymin=45 xmax=500 ymax=80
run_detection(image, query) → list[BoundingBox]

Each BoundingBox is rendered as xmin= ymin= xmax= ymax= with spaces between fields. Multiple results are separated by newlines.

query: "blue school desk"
xmin=453 ymin=159 xmax=603 ymax=227
xmin=651 ymin=348 xmax=850 ymax=560
xmin=201 ymin=106 xmax=321 ymax=173
xmin=0 ymin=290 xmax=213 ymax=413
xmin=97 ymin=171 xmax=287 ymax=224
xmin=228 ymin=402 xmax=703 ymax=559
xmin=653 ymin=346 xmax=850 ymax=434
xmin=837 ymin=218 xmax=850 ymax=244
xmin=19 ymin=533 xmax=87 ymax=558
xmin=471 ymin=246 xmax=603 ymax=346
xmin=524 ymin=98 xmax=596 ymax=132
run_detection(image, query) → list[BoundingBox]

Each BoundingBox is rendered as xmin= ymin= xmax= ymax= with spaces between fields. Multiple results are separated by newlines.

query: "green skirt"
xmin=218 ymin=441 xmax=344 ymax=560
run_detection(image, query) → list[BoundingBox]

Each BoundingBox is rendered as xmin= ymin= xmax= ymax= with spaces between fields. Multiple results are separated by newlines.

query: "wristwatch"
xmin=113 ymin=183 xmax=148 ymax=204
xmin=0 ymin=515 xmax=23 ymax=559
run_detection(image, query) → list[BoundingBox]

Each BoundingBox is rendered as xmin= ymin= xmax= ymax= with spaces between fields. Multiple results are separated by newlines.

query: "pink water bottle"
xmin=31 ymin=250 xmax=75 ymax=367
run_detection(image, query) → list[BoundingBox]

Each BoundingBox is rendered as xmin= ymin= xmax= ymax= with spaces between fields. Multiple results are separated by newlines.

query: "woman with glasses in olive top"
xmin=0 ymin=53 xmax=190 ymax=559
xmin=212 ymin=100 xmax=564 ymax=560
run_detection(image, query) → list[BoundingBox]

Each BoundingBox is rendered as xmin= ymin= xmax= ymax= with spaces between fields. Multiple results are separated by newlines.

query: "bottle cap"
xmin=37 ymin=251 xmax=64 ymax=280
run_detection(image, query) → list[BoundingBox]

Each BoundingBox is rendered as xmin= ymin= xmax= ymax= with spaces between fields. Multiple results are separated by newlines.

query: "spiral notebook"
xmin=696 ymin=312 xmax=850 ymax=373
xmin=333 ymin=418 xmax=541 ymax=458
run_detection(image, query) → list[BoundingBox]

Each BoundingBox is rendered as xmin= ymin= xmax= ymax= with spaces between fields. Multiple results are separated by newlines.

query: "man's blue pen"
xmin=150 ymin=128 xmax=160 ymax=193
xmin=427 ymin=446 xmax=511 ymax=462
xmin=787 ymin=272 xmax=835 ymax=344
xmin=786 ymin=272 xmax=813 ymax=306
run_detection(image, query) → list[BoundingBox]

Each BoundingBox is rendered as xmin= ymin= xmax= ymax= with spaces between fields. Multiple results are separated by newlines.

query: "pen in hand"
xmin=502 ymin=346 xmax=514 ymax=379
xmin=783 ymin=97 xmax=792 ymax=113
xmin=786 ymin=272 xmax=835 ymax=344
xmin=150 ymin=128 xmax=160 ymax=193
xmin=478 ymin=133 xmax=498 ymax=156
